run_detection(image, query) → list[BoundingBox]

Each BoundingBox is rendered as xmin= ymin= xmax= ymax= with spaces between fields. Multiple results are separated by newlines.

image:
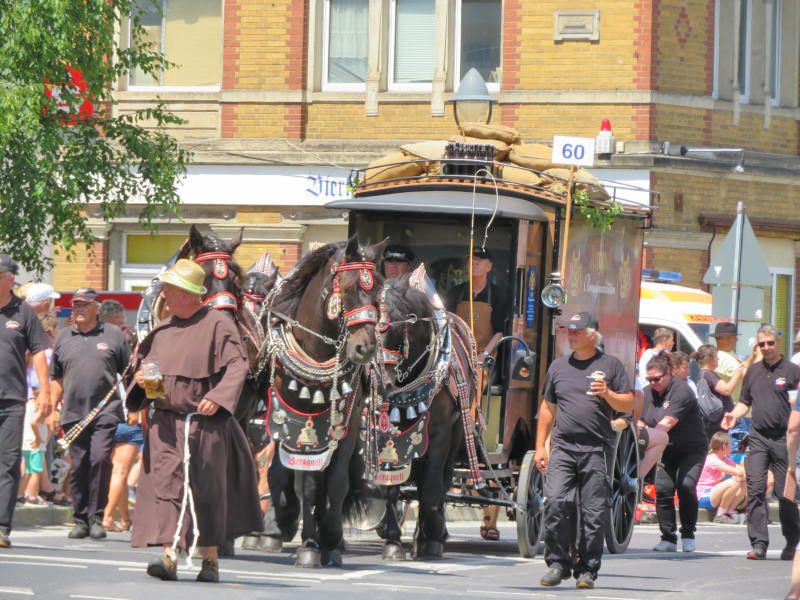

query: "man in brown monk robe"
xmin=127 ymin=259 xmax=261 ymax=583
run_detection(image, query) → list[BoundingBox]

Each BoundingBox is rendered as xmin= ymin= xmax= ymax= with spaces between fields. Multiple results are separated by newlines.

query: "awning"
xmin=326 ymin=190 xmax=548 ymax=222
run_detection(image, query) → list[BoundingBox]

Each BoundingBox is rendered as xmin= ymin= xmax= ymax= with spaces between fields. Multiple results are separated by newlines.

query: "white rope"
xmin=171 ymin=412 xmax=201 ymax=568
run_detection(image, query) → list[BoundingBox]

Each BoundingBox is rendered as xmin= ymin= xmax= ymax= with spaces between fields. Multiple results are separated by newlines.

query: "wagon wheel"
xmin=604 ymin=425 xmax=640 ymax=554
xmin=516 ymin=450 xmax=545 ymax=558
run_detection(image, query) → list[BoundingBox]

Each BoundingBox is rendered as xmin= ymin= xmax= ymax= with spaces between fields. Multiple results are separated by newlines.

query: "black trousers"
xmin=66 ymin=413 xmax=118 ymax=524
xmin=655 ymin=449 xmax=705 ymax=543
xmin=745 ymin=429 xmax=800 ymax=549
xmin=0 ymin=400 xmax=25 ymax=534
xmin=543 ymin=447 xmax=609 ymax=578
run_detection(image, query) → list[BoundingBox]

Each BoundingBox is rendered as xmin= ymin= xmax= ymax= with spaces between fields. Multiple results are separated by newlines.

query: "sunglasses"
xmin=758 ymin=340 xmax=776 ymax=348
xmin=646 ymin=374 xmax=666 ymax=383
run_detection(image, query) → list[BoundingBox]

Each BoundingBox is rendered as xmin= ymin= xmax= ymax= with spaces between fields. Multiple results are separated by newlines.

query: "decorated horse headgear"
xmin=326 ymin=260 xmax=378 ymax=327
xmin=194 ymin=250 xmax=238 ymax=311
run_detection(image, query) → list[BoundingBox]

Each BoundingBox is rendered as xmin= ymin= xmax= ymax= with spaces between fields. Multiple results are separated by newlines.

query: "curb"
xmin=13 ymin=505 xmax=72 ymax=528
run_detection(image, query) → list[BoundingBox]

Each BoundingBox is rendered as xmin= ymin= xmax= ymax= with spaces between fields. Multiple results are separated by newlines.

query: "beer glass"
xmin=141 ymin=359 xmax=165 ymax=399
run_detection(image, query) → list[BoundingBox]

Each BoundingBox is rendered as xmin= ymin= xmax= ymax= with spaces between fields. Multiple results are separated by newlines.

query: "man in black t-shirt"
xmin=535 ymin=312 xmax=633 ymax=590
xmin=51 ymin=288 xmax=131 ymax=541
xmin=722 ymin=324 xmax=800 ymax=560
xmin=0 ymin=255 xmax=52 ymax=549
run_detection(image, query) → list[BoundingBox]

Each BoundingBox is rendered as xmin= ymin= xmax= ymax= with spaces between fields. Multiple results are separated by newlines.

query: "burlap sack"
xmin=541 ymin=167 xmax=611 ymax=200
xmin=460 ymin=122 xmax=521 ymax=145
xmin=363 ymin=152 xmax=424 ymax=184
xmin=400 ymin=140 xmax=449 ymax=161
xmin=447 ymin=135 xmax=509 ymax=160
xmin=508 ymin=144 xmax=553 ymax=172
xmin=501 ymin=165 xmax=541 ymax=187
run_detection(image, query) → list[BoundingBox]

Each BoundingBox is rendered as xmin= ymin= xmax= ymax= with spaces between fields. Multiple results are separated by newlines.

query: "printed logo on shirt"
xmin=5 ymin=320 xmax=19 ymax=330
xmin=96 ymin=342 xmax=109 ymax=352
xmin=776 ymin=377 xmax=787 ymax=389
xmin=663 ymin=401 xmax=670 ymax=409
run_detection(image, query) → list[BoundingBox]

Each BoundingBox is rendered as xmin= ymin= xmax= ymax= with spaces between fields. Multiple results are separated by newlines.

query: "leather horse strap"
xmin=447 ymin=314 xmax=485 ymax=488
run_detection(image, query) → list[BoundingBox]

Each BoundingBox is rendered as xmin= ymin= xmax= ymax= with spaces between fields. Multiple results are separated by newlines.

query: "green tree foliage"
xmin=0 ymin=0 xmax=190 ymax=274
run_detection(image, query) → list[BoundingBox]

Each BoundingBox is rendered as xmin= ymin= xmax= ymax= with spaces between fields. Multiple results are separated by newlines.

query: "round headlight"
xmin=541 ymin=273 xmax=567 ymax=308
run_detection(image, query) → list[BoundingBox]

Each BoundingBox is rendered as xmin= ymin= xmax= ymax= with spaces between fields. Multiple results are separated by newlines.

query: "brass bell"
xmin=299 ymin=387 xmax=311 ymax=400
xmin=406 ymin=406 xmax=417 ymax=420
xmin=417 ymin=401 xmax=428 ymax=413
xmin=312 ymin=389 xmax=326 ymax=405
xmin=288 ymin=379 xmax=299 ymax=392
xmin=341 ymin=381 xmax=353 ymax=395
xmin=297 ymin=419 xmax=318 ymax=446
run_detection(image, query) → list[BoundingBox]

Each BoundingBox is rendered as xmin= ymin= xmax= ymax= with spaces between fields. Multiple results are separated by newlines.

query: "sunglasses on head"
xmin=646 ymin=374 xmax=666 ymax=383
xmin=758 ymin=340 xmax=776 ymax=348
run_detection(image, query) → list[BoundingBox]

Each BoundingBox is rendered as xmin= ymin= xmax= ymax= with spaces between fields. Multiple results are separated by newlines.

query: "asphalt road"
xmin=0 ymin=521 xmax=794 ymax=600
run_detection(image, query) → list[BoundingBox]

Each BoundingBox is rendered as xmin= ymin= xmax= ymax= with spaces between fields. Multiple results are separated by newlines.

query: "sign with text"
xmin=552 ymin=136 xmax=595 ymax=167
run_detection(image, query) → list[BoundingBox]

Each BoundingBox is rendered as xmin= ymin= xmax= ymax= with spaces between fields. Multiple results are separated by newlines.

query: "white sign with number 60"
xmin=551 ymin=136 xmax=595 ymax=167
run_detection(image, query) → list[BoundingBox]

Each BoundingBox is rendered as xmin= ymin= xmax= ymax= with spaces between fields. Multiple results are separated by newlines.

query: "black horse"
xmin=259 ymin=237 xmax=388 ymax=567
xmin=375 ymin=266 xmax=480 ymax=560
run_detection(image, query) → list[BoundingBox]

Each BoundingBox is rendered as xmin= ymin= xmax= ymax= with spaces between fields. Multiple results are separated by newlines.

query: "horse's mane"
xmin=270 ymin=241 xmax=344 ymax=317
xmin=384 ymin=274 xmax=433 ymax=321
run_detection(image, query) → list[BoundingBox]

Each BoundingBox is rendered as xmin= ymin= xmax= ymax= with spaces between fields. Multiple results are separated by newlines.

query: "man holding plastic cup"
xmin=535 ymin=311 xmax=633 ymax=590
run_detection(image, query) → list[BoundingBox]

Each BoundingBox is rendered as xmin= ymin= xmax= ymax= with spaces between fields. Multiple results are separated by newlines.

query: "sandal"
xmin=479 ymin=517 xmax=500 ymax=541
xmin=118 ymin=519 xmax=132 ymax=531
xmin=102 ymin=520 xmax=123 ymax=532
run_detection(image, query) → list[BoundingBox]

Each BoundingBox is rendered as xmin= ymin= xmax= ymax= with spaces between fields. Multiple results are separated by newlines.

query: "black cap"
xmin=567 ymin=311 xmax=600 ymax=330
xmin=472 ymin=247 xmax=492 ymax=260
xmin=0 ymin=254 xmax=18 ymax=275
xmin=712 ymin=322 xmax=739 ymax=337
xmin=384 ymin=244 xmax=415 ymax=263
xmin=72 ymin=287 xmax=99 ymax=303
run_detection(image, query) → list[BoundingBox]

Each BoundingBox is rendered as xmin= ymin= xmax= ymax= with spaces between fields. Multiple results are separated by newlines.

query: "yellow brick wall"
xmin=653 ymin=1 xmax=714 ymax=95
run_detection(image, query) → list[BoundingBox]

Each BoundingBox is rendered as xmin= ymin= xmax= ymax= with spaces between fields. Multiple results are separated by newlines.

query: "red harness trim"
xmin=382 ymin=348 xmax=400 ymax=365
xmin=242 ymin=293 xmax=265 ymax=301
xmin=332 ymin=261 xmax=376 ymax=274
xmin=194 ymin=252 xmax=232 ymax=263
xmin=203 ymin=291 xmax=238 ymax=311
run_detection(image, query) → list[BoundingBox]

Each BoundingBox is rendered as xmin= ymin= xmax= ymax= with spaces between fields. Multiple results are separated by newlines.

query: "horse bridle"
xmin=194 ymin=251 xmax=239 ymax=312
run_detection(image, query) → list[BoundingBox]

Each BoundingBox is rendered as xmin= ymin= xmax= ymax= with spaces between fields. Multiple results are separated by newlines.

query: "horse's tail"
xmin=343 ymin=442 xmax=368 ymax=523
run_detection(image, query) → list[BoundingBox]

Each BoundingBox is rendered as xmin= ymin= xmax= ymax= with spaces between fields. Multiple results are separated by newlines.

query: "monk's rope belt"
xmin=173 ymin=412 xmax=201 ymax=567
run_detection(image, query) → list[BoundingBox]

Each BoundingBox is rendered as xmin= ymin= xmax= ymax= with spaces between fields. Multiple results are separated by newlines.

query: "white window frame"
xmin=119 ymin=232 xmax=180 ymax=288
xmin=321 ymin=0 xmax=368 ymax=92
xmin=387 ymin=0 xmax=434 ymax=92
xmin=770 ymin=0 xmax=782 ymax=107
xmin=453 ymin=0 xmax=501 ymax=92
xmin=126 ymin=0 xmax=221 ymax=92
xmin=738 ymin=0 xmax=751 ymax=104
xmin=770 ymin=266 xmax=795 ymax=354
xmin=121 ymin=277 xmax=157 ymax=292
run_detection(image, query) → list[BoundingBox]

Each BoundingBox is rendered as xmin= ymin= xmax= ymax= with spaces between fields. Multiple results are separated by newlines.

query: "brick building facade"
xmin=51 ymin=0 xmax=800 ymax=350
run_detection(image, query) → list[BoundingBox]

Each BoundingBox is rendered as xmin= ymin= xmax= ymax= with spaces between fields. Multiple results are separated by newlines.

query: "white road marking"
xmin=466 ymin=591 xmax=556 ymax=598
xmin=587 ymin=596 xmax=643 ymax=600
xmin=0 ymin=589 xmax=34 ymax=597
xmin=71 ymin=595 xmax=135 ymax=600
xmin=354 ymin=583 xmax=437 ymax=591
xmin=0 ymin=559 xmax=86 ymax=569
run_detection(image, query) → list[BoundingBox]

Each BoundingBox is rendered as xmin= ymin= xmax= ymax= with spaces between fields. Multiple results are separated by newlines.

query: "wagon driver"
xmin=535 ymin=312 xmax=633 ymax=590
xmin=127 ymin=259 xmax=261 ymax=583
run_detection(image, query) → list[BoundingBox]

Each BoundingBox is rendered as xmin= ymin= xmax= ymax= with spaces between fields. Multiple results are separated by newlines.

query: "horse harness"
xmin=262 ymin=258 xmax=379 ymax=471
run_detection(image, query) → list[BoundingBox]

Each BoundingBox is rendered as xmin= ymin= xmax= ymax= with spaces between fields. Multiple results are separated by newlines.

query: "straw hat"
xmin=158 ymin=259 xmax=208 ymax=295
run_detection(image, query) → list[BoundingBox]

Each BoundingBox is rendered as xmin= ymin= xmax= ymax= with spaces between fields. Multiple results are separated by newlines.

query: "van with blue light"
xmin=638 ymin=269 xmax=719 ymax=358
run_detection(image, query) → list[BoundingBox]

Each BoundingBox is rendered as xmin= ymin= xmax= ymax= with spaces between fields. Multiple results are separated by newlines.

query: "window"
xmin=769 ymin=269 xmax=794 ymax=357
xmin=322 ymin=0 xmax=369 ymax=90
xmin=121 ymin=233 xmax=186 ymax=290
xmin=389 ymin=0 xmax=435 ymax=90
xmin=455 ymin=0 xmax=502 ymax=89
xmin=128 ymin=0 xmax=222 ymax=89
xmin=737 ymin=0 xmax=750 ymax=102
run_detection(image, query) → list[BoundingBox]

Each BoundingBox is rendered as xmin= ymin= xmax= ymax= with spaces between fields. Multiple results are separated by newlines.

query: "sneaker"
xmin=681 ymin=538 xmax=696 ymax=552
xmin=540 ymin=566 xmax=570 ymax=587
xmin=147 ymin=555 xmax=178 ymax=581
xmin=653 ymin=540 xmax=678 ymax=552
xmin=781 ymin=546 xmax=796 ymax=561
xmin=714 ymin=513 xmax=739 ymax=524
xmin=575 ymin=572 xmax=595 ymax=589
xmin=68 ymin=522 xmax=89 ymax=539
xmin=747 ymin=545 xmax=767 ymax=560
xmin=89 ymin=518 xmax=107 ymax=540
xmin=0 ymin=532 xmax=10 ymax=549
xmin=196 ymin=559 xmax=219 ymax=583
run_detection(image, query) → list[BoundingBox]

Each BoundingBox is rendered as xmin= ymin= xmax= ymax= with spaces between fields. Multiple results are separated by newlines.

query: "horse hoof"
xmin=295 ymin=546 xmax=321 ymax=568
xmin=421 ymin=540 xmax=444 ymax=560
xmin=382 ymin=541 xmax=406 ymax=561
xmin=259 ymin=536 xmax=283 ymax=553
xmin=242 ymin=535 xmax=261 ymax=551
xmin=218 ymin=540 xmax=235 ymax=557
xmin=322 ymin=548 xmax=343 ymax=568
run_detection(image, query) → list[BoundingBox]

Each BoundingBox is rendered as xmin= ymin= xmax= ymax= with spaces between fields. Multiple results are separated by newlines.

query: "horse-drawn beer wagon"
xmin=327 ymin=130 xmax=655 ymax=557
